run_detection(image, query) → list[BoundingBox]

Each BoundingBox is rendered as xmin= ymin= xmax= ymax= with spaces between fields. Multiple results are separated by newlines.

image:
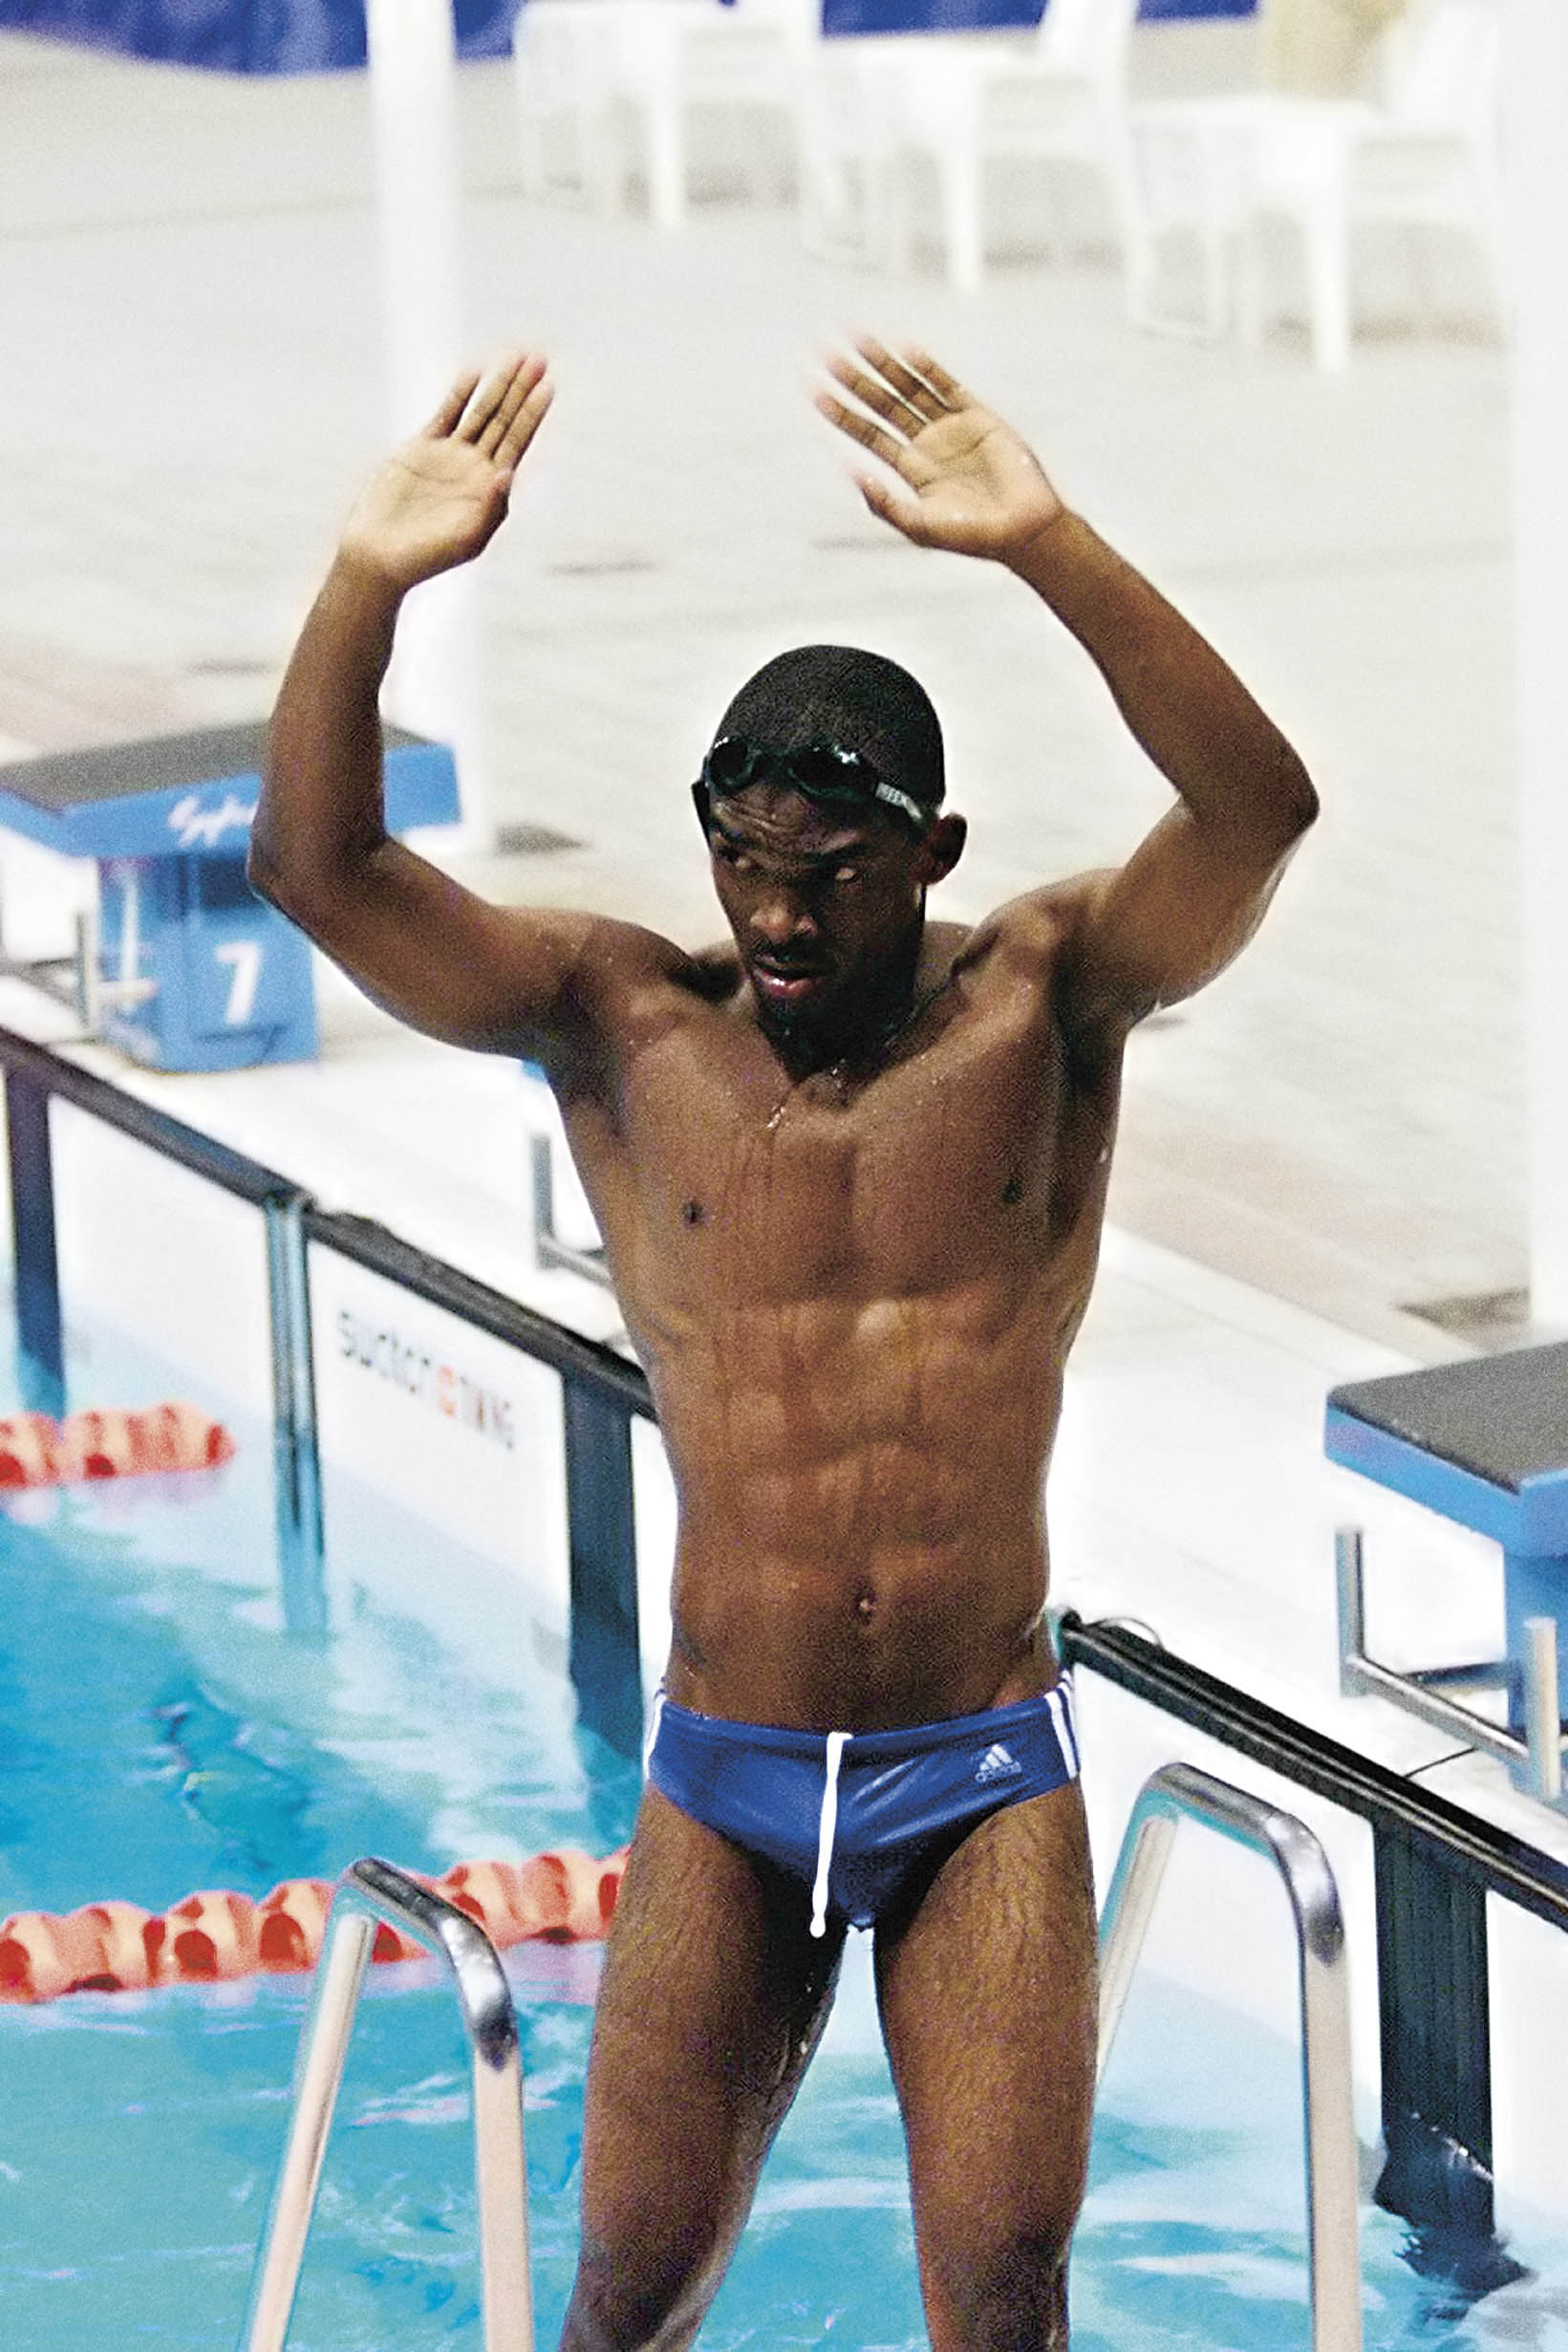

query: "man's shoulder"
xmin=558 ymin=915 xmax=713 ymax=998
xmin=574 ymin=923 xmax=741 ymax=1047
xmin=956 ymin=873 xmax=1109 ymax=979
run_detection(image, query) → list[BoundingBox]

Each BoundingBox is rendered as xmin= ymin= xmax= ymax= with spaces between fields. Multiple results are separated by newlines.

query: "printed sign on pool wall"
xmin=308 ymin=1242 xmax=571 ymax=1621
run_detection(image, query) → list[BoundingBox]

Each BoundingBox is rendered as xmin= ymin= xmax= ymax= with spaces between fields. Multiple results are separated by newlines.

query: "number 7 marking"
xmin=215 ymin=939 xmax=262 ymax=1026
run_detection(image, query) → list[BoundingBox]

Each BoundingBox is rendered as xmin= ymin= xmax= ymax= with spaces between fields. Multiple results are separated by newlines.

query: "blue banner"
xmin=0 ymin=0 xmax=1252 ymax=77
xmin=0 ymin=0 xmax=521 ymax=70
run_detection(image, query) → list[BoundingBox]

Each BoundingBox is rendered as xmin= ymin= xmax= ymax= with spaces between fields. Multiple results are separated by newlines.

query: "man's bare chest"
xmin=572 ymin=994 xmax=1106 ymax=1311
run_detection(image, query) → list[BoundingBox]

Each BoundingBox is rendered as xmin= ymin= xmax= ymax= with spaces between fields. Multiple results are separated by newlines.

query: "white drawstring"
xmin=809 ymin=1732 xmax=850 ymax=1938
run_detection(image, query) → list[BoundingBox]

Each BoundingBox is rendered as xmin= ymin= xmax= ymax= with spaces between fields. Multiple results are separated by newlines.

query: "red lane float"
xmin=0 ymin=1847 xmax=629 ymax=2004
xmin=0 ymin=1403 xmax=236 ymax=1490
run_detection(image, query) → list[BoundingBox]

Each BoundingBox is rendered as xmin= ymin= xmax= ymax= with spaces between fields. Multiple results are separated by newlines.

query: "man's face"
xmin=704 ymin=783 xmax=933 ymax=1049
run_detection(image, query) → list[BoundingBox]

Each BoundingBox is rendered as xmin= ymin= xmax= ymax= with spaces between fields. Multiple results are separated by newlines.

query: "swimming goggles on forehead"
xmin=698 ymin=734 xmax=931 ymax=832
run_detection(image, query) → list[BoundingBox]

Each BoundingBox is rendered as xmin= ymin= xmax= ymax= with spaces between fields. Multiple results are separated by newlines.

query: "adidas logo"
xmin=975 ymin=1741 xmax=1024 ymax=1785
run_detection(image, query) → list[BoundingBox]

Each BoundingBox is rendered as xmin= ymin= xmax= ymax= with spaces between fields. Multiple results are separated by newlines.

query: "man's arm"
xmin=816 ymin=339 xmax=1318 ymax=1059
xmin=252 ymin=354 xmax=658 ymax=1071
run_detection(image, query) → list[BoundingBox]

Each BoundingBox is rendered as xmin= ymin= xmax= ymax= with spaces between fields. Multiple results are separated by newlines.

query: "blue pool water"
xmin=4 ymin=1333 xmax=1568 ymax=2349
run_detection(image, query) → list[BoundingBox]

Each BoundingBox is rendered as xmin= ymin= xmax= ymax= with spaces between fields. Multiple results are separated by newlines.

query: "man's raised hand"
xmin=817 ymin=339 xmax=1063 ymax=565
xmin=339 ymin=352 xmax=554 ymax=593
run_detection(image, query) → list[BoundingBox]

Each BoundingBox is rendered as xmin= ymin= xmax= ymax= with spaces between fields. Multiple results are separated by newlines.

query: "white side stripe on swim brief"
xmin=1045 ymin=1681 xmax=1081 ymax=1778
xmin=810 ymin=1732 xmax=850 ymax=1939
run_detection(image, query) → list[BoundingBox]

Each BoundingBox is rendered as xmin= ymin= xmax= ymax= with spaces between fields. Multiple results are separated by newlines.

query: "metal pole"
xmin=1524 ymin=1615 xmax=1563 ymax=1803
xmin=5 ymin=1068 xmax=64 ymax=1415
xmin=1508 ymin=0 xmax=1568 ymax=1321
xmin=1335 ymin=1528 xmax=1365 ymax=1697
xmin=73 ymin=903 xmax=100 ymax=1033
xmin=1096 ymin=1763 xmax=1363 ymax=2352
xmin=239 ymin=1910 xmax=376 ymax=2352
xmin=238 ymin=1858 xmax=533 ymax=2352
xmin=1335 ymin=1531 xmax=1566 ymax=1799
xmin=264 ymin=1195 xmax=326 ymax=1634
xmin=1094 ymin=1803 xmax=1178 ymax=2078
xmin=364 ymin=0 xmax=492 ymax=854
xmin=1277 ymin=1810 xmax=1362 ymax=2352
xmin=470 ymin=1968 xmax=534 ymax=2349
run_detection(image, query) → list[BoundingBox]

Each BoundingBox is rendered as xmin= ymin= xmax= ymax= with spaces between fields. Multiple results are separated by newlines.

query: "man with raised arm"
xmin=252 ymin=339 xmax=1316 ymax=2351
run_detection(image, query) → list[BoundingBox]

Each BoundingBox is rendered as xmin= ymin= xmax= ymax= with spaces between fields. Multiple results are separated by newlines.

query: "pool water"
xmin=3 ymin=1337 xmax=1568 ymax=2348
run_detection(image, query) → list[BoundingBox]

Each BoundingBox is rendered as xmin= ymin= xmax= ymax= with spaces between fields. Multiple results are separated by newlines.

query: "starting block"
xmin=0 ymin=722 xmax=457 ymax=1071
xmin=1327 ymin=1345 xmax=1568 ymax=1805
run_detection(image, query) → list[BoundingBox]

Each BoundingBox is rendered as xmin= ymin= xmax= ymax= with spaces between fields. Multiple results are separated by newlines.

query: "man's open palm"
xmin=341 ymin=352 xmax=553 ymax=593
xmin=818 ymin=339 xmax=1063 ymax=563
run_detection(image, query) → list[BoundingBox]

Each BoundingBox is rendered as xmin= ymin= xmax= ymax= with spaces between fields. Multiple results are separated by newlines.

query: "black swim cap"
xmin=712 ymin=645 xmax=945 ymax=815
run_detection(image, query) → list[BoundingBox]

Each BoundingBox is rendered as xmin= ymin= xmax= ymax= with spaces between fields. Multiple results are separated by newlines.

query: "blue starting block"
xmin=1326 ymin=1345 xmax=1568 ymax=1802
xmin=0 ymin=722 xmax=458 ymax=1071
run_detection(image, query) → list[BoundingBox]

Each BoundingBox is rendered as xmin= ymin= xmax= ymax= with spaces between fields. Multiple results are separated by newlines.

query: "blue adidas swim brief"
xmin=645 ymin=1684 xmax=1081 ymax=1936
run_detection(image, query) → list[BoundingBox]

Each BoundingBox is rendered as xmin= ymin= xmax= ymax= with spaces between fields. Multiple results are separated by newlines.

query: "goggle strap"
xmin=872 ymin=779 xmax=927 ymax=828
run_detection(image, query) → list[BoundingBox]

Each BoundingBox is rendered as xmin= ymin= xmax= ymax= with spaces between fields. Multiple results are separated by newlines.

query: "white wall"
xmin=51 ymin=1097 xmax=274 ymax=1417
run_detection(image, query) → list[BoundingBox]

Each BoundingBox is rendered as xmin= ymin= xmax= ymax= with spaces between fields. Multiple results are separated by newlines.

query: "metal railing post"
xmin=1335 ymin=1528 xmax=1366 ymax=1698
xmin=530 ymin=1131 xmax=612 ymax=1287
xmin=4 ymin=1067 xmax=64 ymax=1415
xmin=240 ymin=1908 xmax=376 ymax=2349
xmin=264 ymin=1194 xmax=326 ymax=1634
xmin=1096 ymin=1761 xmax=1363 ymax=2352
xmin=238 ymin=1857 xmax=533 ymax=2352
xmin=1525 ymin=1617 xmax=1563 ymax=1804
xmin=1335 ymin=1524 xmax=1567 ymax=1806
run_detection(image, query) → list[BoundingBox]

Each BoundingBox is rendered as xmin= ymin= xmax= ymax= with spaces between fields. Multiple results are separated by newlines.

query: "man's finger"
xmin=476 ymin=353 xmax=549 ymax=460
xmin=898 ymin=345 xmax=973 ymax=412
xmin=425 ymin=371 xmax=483 ymax=439
xmin=825 ymin=349 xmax=927 ymax=439
xmin=855 ymin=468 xmax=930 ymax=544
xmin=854 ymin=336 xmax=953 ymax=423
xmin=496 ymin=377 xmax=554 ymax=469
xmin=814 ymin=388 xmax=909 ymax=476
xmin=457 ymin=352 xmax=529 ymax=446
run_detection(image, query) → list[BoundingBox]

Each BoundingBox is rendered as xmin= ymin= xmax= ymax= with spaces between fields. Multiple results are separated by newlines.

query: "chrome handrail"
xmin=238 ymin=1857 xmax=534 ymax=2352
xmin=1097 ymin=1761 xmax=1363 ymax=2352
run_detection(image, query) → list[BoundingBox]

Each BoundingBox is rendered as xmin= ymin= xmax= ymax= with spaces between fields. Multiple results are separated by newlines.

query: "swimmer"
xmin=252 ymin=339 xmax=1316 ymax=2350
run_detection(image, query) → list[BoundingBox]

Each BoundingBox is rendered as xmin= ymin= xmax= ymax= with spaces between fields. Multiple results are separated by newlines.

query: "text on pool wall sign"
xmin=337 ymin=1308 xmax=516 ymax=1450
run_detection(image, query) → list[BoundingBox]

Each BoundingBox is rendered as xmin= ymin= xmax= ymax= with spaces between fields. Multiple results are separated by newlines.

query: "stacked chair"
xmin=1124 ymin=0 xmax=1504 ymax=368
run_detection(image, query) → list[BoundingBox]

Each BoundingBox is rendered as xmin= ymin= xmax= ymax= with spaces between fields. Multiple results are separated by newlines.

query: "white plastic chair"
xmin=797 ymin=35 xmax=907 ymax=267
xmin=513 ymin=0 xmax=815 ymax=228
xmin=1126 ymin=0 xmax=1504 ymax=369
xmin=800 ymin=0 xmax=1139 ymax=291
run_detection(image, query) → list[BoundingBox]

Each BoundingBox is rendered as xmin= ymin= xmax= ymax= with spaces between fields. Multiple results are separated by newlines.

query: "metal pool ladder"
xmin=1098 ymin=1762 xmax=1364 ymax=2352
xmin=238 ymin=1856 xmax=534 ymax=2352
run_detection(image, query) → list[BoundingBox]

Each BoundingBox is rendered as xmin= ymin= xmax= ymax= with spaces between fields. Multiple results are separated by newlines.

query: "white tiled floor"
xmin=0 ymin=15 xmax=1522 ymax=1343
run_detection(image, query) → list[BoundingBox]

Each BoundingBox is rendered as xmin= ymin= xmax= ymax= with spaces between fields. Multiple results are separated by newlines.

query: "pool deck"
xmin=0 ymin=14 xmax=1524 ymax=1353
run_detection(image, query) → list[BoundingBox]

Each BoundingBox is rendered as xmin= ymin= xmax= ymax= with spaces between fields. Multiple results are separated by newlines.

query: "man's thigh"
xmin=873 ymin=1779 xmax=1097 ymax=2352
xmin=568 ymin=1784 xmax=845 ymax=2352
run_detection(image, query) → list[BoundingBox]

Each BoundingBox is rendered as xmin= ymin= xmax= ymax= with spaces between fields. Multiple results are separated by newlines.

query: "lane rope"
xmin=0 ymin=1402 xmax=235 ymax=1487
xmin=0 ymin=1847 xmax=629 ymax=2003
